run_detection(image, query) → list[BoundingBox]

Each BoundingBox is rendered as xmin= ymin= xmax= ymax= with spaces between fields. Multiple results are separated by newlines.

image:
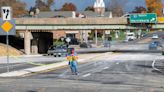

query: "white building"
xmin=94 ymin=0 xmax=105 ymax=16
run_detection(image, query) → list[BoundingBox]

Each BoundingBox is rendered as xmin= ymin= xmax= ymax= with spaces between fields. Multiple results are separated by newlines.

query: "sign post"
xmin=1 ymin=6 xmax=12 ymax=72
xmin=6 ymin=31 xmax=9 ymax=72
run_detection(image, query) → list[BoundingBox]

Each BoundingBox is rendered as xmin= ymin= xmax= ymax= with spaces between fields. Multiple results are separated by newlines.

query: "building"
xmin=29 ymin=11 xmax=111 ymax=44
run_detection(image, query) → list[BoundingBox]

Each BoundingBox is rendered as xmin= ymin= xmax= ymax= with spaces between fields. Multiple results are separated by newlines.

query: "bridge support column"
xmin=24 ymin=30 xmax=31 ymax=55
xmin=103 ymin=30 xmax=105 ymax=44
xmin=80 ymin=30 xmax=83 ymax=43
xmin=95 ymin=30 xmax=97 ymax=46
xmin=31 ymin=39 xmax=38 ymax=54
xmin=84 ymin=31 xmax=88 ymax=43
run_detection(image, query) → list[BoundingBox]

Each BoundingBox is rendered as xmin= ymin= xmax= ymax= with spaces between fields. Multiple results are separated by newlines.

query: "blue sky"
xmin=20 ymin=0 xmax=163 ymax=12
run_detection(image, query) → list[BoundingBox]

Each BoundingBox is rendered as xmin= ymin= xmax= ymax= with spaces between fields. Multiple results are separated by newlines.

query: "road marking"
xmin=116 ymin=62 xmax=119 ymax=64
xmin=82 ymin=73 xmax=91 ymax=77
xmin=11 ymin=56 xmax=47 ymax=66
xmin=59 ymin=69 xmax=70 ymax=77
xmin=152 ymin=60 xmax=162 ymax=72
xmin=103 ymin=67 xmax=109 ymax=70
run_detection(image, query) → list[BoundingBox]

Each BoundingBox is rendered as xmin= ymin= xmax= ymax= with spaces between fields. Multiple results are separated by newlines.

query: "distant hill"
xmin=0 ymin=43 xmax=23 ymax=56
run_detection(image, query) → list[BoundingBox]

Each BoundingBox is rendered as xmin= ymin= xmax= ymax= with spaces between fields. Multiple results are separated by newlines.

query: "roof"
xmin=37 ymin=11 xmax=112 ymax=18
xmin=38 ymin=11 xmax=72 ymax=18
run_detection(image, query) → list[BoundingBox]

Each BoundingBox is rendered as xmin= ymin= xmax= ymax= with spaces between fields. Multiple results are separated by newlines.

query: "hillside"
xmin=0 ymin=43 xmax=23 ymax=56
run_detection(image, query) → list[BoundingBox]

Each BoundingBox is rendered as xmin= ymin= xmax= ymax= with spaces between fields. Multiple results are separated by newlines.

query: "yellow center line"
xmin=10 ymin=56 xmax=47 ymax=66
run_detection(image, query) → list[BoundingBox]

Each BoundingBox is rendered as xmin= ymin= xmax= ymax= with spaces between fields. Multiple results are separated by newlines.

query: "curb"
xmin=0 ymin=53 xmax=109 ymax=77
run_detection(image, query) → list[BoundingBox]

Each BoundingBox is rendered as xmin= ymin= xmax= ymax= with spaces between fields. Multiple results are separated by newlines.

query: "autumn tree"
xmin=108 ymin=0 xmax=127 ymax=17
xmin=0 ymin=0 xmax=27 ymax=17
xmin=131 ymin=6 xmax=147 ymax=13
xmin=60 ymin=3 xmax=77 ymax=11
xmin=85 ymin=6 xmax=94 ymax=11
xmin=146 ymin=0 xmax=163 ymax=16
xmin=35 ymin=0 xmax=54 ymax=11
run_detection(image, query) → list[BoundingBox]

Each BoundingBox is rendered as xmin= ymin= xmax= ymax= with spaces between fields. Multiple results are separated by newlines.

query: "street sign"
xmin=157 ymin=17 xmax=164 ymax=23
xmin=1 ymin=6 xmax=14 ymax=72
xmin=66 ymin=37 xmax=71 ymax=43
xmin=1 ymin=7 xmax=11 ymax=20
xmin=0 ymin=19 xmax=15 ymax=35
xmin=130 ymin=13 xmax=157 ymax=23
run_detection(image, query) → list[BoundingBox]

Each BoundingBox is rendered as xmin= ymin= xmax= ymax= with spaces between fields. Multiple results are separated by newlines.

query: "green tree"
xmin=108 ymin=0 xmax=127 ymax=17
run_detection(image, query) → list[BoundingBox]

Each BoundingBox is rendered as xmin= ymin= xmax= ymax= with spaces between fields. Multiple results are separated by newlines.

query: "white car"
xmin=152 ymin=34 xmax=159 ymax=39
xmin=126 ymin=32 xmax=136 ymax=41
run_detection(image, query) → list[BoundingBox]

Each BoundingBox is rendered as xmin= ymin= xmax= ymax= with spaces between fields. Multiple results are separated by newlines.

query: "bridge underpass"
xmin=14 ymin=18 xmax=164 ymax=55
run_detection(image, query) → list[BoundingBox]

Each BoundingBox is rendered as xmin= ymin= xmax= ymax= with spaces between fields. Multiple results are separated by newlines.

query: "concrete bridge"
xmin=13 ymin=18 xmax=164 ymax=55
xmin=16 ymin=18 xmax=131 ymax=30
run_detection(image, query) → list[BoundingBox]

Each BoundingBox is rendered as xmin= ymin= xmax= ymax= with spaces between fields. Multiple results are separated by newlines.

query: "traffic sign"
xmin=66 ymin=38 xmax=71 ymax=43
xmin=130 ymin=13 xmax=157 ymax=23
xmin=1 ymin=7 xmax=11 ymax=20
xmin=157 ymin=17 xmax=164 ymax=23
xmin=1 ymin=21 xmax=13 ymax=32
xmin=1 ymin=6 xmax=14 ymax=72
xmin=0 ymin=19 xmax=15 ymax=35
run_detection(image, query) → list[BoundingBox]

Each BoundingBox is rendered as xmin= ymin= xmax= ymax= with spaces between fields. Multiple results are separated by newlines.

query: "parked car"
xmin=47 ymin=45 xmax=56 ymax=56
xmin=47 ymin=45 xmax=68 ymax=57
xmin=80 ymin=42 xmax=92 ymax=48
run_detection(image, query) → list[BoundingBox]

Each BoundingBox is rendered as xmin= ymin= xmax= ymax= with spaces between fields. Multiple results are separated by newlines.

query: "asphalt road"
xmin=0 ymin=56 xmax=65 ymax=73
xmin=0 ymin=53 xmax=164 ymax=92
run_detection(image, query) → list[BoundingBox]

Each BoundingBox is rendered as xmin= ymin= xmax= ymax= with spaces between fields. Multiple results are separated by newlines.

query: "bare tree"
xmin=131 ymin=6 xmax=147 ymax=13
xmin=108 ymin=0 xmax=127 ymax=17
xmin=60 ymin=3 xmax=77 ymax=11
xmin=0 ymin=0 xmax=27 ymax=17
xmin=35 ymin=0 xmax=54 ymax=11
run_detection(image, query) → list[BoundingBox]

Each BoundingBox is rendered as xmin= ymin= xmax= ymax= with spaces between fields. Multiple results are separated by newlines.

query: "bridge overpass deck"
xmin=16 ymin=18 xmax=127 ymax=25
xmin=15 ymin=18 xmax=134 ymax=30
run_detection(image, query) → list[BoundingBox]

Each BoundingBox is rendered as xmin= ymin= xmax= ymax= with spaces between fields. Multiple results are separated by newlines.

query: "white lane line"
xmin=152 ymin=60 xmax=162 ymax=72
xmin=59 ymin=69 xmax=70 ymax=77
xmin=116 ymin=62 xmax=119 ymax=64
xmin=103 ymin=67 xmax=109 ymax=70
xmin=82 ymin=73 xmax=91 ymax=77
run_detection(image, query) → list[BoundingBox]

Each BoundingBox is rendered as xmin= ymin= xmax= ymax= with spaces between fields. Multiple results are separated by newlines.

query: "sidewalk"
xmin=0 ymin=53 xmax=110 ymax=77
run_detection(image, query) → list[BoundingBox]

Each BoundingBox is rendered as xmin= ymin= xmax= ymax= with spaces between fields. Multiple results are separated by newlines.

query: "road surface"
xmin=0 ymin=52 xmax=164 ymax=92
